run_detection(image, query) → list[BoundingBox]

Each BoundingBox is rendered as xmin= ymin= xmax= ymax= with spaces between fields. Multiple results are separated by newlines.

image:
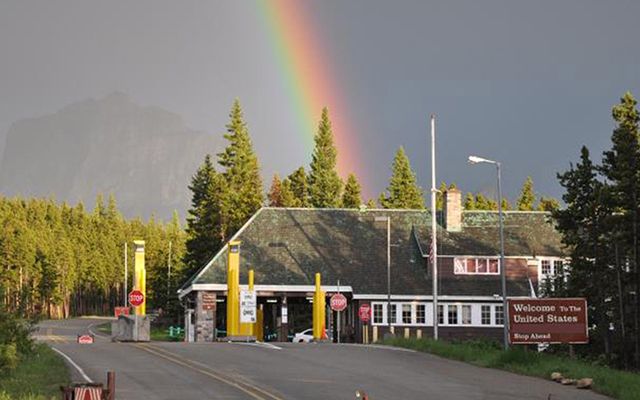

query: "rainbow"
xmin=256 ymin=0 xmax=368 ymax=191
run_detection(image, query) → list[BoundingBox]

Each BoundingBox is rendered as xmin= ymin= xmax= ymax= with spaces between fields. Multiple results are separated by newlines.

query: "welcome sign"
xmin=508 ymin=298 xmax=588 ymax=344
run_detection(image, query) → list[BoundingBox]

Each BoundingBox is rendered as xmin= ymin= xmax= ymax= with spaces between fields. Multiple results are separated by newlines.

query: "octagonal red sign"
xmin=128 ymin=289 xmax=144 ymax=307
xmin=330 ymin=293 xmax=347 ymax=312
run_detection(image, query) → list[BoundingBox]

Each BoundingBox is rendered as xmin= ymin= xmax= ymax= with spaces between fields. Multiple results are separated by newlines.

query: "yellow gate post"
xmin=226 ymin=241 xmax=241 ymax=337
xmin=313 ymin=273 xmax=326 ymax=341
xmin=133 ymin=240 xmax=146 ymax=316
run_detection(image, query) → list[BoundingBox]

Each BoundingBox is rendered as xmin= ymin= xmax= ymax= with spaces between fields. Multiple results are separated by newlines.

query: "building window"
xmin=438 ymin=304 xmax=444 ymax=324
xmin=461 ymin=305 xmax=472 ymax=325
xmin=448 ymin=305 xmax=458 ymax=325
xmin=454 ymin=258 xmax=500 ymax=275
xmin=416 ymin=304 xmax=426 ymax=324
xmin=389 ymin=304 xmax=397 ymax=324
xmin=373 ymin=303 xmax=383 ymax=324
xmin=481 ymin=305 xmax=491 ymax=325
xmin=402 ymin=304 xmax=412 ymax=324
xmin=554 ymin=260 xmax=564 ymax=275
xmin=495 ymin=305 xmax=504 ymax=325
xmin=541 ymin=259 xmax=551 ymax=275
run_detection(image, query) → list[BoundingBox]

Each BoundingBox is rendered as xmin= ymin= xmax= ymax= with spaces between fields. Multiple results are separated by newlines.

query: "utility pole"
xmin=167 ymin=241 xmax=172 ymax=298
xmin=430 ymin=114 xmax=439 ymax=340
xmin=124 ymin=242 xmax=128 ymax=307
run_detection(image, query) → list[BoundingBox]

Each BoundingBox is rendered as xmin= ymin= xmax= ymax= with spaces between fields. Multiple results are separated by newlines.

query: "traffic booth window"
xmin=416 ymin=304 xmax=426 ymax=324
xmin=373 ymin=304 xmax=383 ymax=324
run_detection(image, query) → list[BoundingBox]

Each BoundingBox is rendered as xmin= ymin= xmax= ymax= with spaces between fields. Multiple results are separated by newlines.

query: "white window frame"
xmin=454 ymin=257 xmax=500 ymax=275
xmin=369 ymin=301 xmax=504 ymax=327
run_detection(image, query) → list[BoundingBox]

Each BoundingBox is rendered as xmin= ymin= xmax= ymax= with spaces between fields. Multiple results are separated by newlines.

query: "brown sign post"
xmin=508 ymin=298 xmax=588 ymax=344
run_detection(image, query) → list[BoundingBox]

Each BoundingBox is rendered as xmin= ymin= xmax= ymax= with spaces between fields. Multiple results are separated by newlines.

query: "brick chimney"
xmin=444 ymin=189 xmax=462 ymax=232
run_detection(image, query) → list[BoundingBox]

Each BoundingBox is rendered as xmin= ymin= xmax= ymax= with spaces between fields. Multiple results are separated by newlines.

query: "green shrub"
xmin=0 ymin=344 xmax=18 ymax=372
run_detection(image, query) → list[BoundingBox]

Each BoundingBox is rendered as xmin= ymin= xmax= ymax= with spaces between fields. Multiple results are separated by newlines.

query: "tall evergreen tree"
xmin=554 ymin=146 xmax=615 ymax=360
xmin=217 ymin=99 xmax=264 ymax=237
xmin=537 ymin=196 xmax=560 ymax=212
xmin=288 ymin=167 xmax=310 ymax=207
xmin=184 ymin=155 xmax=222 ymax=276
xmin=342 ymin=173 xmax=362 ymax=208
xmin=516 ymin=177 xmax=536 ymax=211
xmin=268 ymin=174 xmax=284 ymax=207
xmin=600 ymin=92 xmax=640 ymax=366
xmin=280 ymin=179 xmax=297 ymax=207
xmin=308 ymin=108 xmax=343 ymax=208
xmin=379 ymin=147 xmax=424 ymax=209
xmin=463 ymin=193 xmax=476 ymax=210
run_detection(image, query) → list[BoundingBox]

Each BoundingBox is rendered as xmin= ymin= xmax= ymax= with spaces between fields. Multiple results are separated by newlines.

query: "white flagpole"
xmin=430 ymin=114 xmax=439 ymax=341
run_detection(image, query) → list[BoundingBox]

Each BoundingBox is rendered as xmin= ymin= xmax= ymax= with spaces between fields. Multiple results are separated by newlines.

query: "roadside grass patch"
xmin=384 ymin=337 xmax=640 ymax=400
xmin=95 ymin=322 xmax=111 ymax=336
xmin=0 ymin=343 xmax=69 ymax=400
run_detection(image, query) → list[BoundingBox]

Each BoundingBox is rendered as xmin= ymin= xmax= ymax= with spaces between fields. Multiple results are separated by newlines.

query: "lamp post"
xmin=468 ymin=155 xmax=509 ymax=350
xmin=374 ymin=216 xmax=392 ymax=334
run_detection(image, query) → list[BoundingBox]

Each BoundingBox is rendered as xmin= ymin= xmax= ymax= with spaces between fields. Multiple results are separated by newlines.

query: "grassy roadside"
xmin=96 ymin=322 xmax=181 ymax=342
xmin=384 ymin=337 xmax=640 ymax=400
xmin=0 ymin=344 xmax=69 ymax=400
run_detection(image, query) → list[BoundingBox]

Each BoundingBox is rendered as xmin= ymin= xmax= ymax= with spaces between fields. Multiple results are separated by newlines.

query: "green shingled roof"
xmin=183 ymin=208 xmax=565 ymax=297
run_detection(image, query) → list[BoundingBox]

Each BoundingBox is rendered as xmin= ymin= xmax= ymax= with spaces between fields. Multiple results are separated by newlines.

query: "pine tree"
xmin=342 ymin=174 xmax=362 ymax=208
xmin=463 ymin=193 xmax=476 ymax=210
xmin=280 ymin=179 xmax=297 ymax=207
xmin=554 ymin=146 xmax=615 ymax=360
xmin=474 ymin=193 xmax=496 ymax=210
xmin=288 ymin=167 xmax=310 ymax=207
xmin=268 ymin=175 xmax=284 ymax=207
xmin=537 ymin=196 xmax=560 ymax=212
xmin=516 ymin=177 xmax=536 ymax=211
xmin=379 ymin=147 xmax=425 ymax=209
xmin=184 ymin=155 xmax=222 ymax=276
xmin=308 ymin=108 xmax=343 ymax=208
xmin=600 ymin=92 xmax=640 ymax=366
xmin=435 ymin=182 xmax=448 ymax=210
xmin=217 ymin=99 xmax=264 ymax=237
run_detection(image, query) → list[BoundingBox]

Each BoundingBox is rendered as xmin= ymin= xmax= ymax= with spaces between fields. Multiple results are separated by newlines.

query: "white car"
xmin=292 ymin=329 xmax=314 ymax=343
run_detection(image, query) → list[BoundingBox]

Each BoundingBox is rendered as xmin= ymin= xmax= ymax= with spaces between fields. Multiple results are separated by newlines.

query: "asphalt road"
xmin=36 ymin=318 xmax=610 ymax=400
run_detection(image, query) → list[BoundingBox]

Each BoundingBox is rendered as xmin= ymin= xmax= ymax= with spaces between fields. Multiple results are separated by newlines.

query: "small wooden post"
xmin=106 ymin=371 xmax=116 ymax=400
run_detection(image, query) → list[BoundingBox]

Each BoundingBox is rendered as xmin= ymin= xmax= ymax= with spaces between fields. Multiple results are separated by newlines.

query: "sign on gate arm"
xmin=77 ymin=334 xmax=94 ymax=344
xmin=330 ymin=293 xmax=347 ymax=312
xmin=508 ymin=298 xmax=588 ymax=344
xmin=114 ymin=306 xmax=130 ymax=318
xmin=128 ymin=289 xmax=145 ymax=307
xmin=358 ymin=304 xmax=371 ymax=323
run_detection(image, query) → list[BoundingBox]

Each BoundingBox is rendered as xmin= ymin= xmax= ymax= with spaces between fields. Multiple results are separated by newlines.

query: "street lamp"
xmin=374 ymin=216 xmax=392 ymax=334
xmin=468 ymin=155 xmax=509 ymax=350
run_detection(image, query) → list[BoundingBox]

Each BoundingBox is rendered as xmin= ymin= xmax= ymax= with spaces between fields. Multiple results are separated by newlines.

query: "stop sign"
xmin=330 ymin=293 xmax=347 ymax=312
xmin=359 ymin=304 xmax=371 ymax=323
xmin=128 ymin=289 xmax=144 ymax=307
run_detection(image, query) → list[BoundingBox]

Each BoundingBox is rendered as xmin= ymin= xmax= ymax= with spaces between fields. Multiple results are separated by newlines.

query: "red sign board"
xmin=128 ymin=290 xmax=145 ymax=307
xmin=358 ymin=304 xmax=371 ymax=323
xmin=114 ymin=306 xmax=130 ymax=318
xmin=508 ymin=298 xmax=588 ymax=344
xmin=330 ymin=293 xmax=347 ymax=312
xmin=77 ymin=334 xmax=94 ymax=344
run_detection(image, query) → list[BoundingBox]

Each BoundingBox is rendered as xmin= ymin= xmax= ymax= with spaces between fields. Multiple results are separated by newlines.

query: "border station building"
xmin=178 ymin=189 xmax=566 ymax=343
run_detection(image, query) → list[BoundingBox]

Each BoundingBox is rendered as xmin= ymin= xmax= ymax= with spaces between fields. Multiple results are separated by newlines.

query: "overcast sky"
xmin=1 ymin=0 xmax=639 ymax=203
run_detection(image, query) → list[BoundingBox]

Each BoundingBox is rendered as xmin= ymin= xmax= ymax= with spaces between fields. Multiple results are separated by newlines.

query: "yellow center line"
xmin=133 ymin=344 xmax=284 ymax=400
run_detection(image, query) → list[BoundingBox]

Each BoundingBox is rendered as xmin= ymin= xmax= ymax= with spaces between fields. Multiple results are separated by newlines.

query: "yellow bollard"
xmin=133 ymin=240 xmax=146 ymax=316
xmin=313 ymin=273 xmax=326 ymax=340
xmin=226 ymin=241 xmax=241 ymax=337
